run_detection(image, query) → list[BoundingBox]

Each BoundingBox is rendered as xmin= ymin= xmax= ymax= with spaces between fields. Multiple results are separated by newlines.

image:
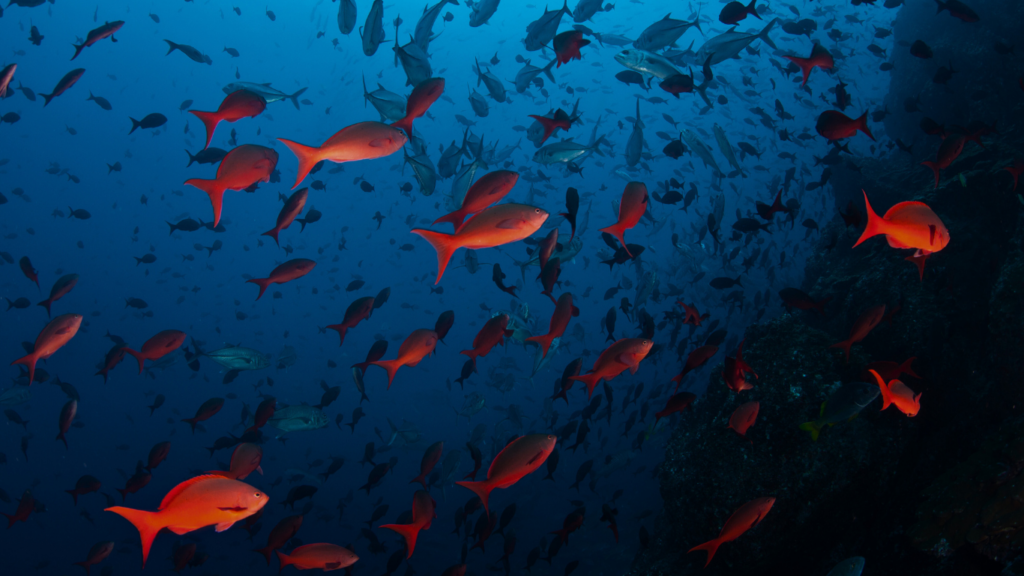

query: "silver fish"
xmin=448 ymin=157 xmax=483 ymax=211
xmin=713 ymin=123 xmax=745 ymax=176
xmin=633 ymin=12 xmax=702 ymax=52
xmin=337 ymin=0 xmax=357 ymax=35
xmin=269 ymin=405 xmax=328 ymax=436
xmin=533 ymin=137 xmax=606 ymax=165
xmin=468 ymin=88 xmax=490 ymax=117
xmin=203 ymin=345 xmax=270 ymax=371
xmin=360 ymin=0 xmax=386 ymax=56
xmin=474 ymin=58 xmax=507 ymax=103
xmin=222 ymin=82 xmax=308 ymax=110
xmin=513 ymin=236 xmax=583 ymax=280
xmin=470 ymin=0 xmax=500 ymax=27
xmin=0 ymin=386 xmax=30 ymax=406
xmin=680 ymin=129 xmax=723 ymax=176
xmin=394 ymin=39 xmax=432 ymax=87
xmin=513 ymin=59 xmax=556 ymax=93
xmin=634 ymin=270 xmax=657 ymax=310
xmin=626 ymin=99 xmax=645 ymax=168
xmin=457 ymin=392 xmax=486 ymax=420
xmin=404 ymin=148 xmax=438 ymax=196
xmin=361 ymin=76 xmax=406 ymax=121
xmin=524 ymin=0 xmax=571 ymax=52
xmin=414 ymin=0 xmax=458 ymax=52
xmin=695 ymin=19 xmax=779 ymax=66
xmin=614 ymin=48 xmax=683 ymax=79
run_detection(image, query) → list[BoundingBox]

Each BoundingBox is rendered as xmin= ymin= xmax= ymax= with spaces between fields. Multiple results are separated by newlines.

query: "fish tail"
xmin=829 ymin=339 xmax=853 ymax=363
xmin=253 ymin=545 xmax=274 ymax=565
xmin=128 ymin=117 xmax=141 ymax=135
xmin=455 ymin=480 xmax=492 ymax=516
xmin=188 ymin=110 xmax=220 ymax=150
xmin=260 ymin=227 xmax=281 ymax=246
xmin=431 ymin=209 xmax=467 ymax=231
xmin=688 ymin=537 xmax=722 ymax=567
xmin=370 ymin=359 xmax=402 ymax=389
xmin=868 ymin=369 xmax=893 ymax=410
xmin=900 ymin=357 xmax=919 ymax=379
xmin=541 ymin=58 xmax=556 ymax=83
xmin=381 ymin=522 xmax=421 ymax=558
xmin=276 ymin=550 xmax=295 ymax=572
xmin=287 ymin=87 xmax=307 ymax=110
xmin=246 ymin=278 xmax=271 ymax=301
xmin=526 ymin=333 xmax=554 ymax=359
xmin=853 ymin=190 xmax=885 ymax=248
xmin=758 ymin=18 xmax=779 ymax=51
xmin=65 ymin=489 xmax=79 ymax=506
xmin=163 ymin=39 xmax=178 ymax=56
xmin=71 ymin=43 xmax=85 ymax=61
xmin=391 ymin=115 xmax=413 ymax=139
xmin=124 ymin=348 xmax=146 ymax=374
xmin=181 ymin=417 xmax=199 ymax=434
xmin=56 ymin=429 xmax=69 ymax=450
xmin=935 ymin=0 xmax=947 ymax=14
xmin=411 ymin=228 xmax=458 ymax=284
xmin=569 ymin=373 xmax=600 ymax=399
xmin=37 ymin=298 xmax=52 ymax=318
xmin=184 ymin=178 xmax=226 ymax=228
xmin=326 ymin=324 xmax=349 ymax=346
xmin=799 ymin=421 xmax=821 ymax=442
xmin=277 ymin=138 xmax=321 ymax=189
xmin=11 ymin=353 xmax=37 ymax=386
xmin=105 ymin=506 xmax=161 ymax=568
xmin=784 ymin=55 xmax=814 ymax=87
xmin=858 ymin=111 xmax=874 ymax=141
xmin=599 ymin=223 xmax=631 ymax=258
xmin=748 ymin=0 xmax=761 ymax=18
xmin=921 ymin=160 xmax=941 ymax=189
xmin=813 ymin=297 xmax=832 ymax=317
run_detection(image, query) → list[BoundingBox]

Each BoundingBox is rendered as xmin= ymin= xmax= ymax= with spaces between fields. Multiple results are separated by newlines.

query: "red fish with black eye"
xmin=527 ymin=292 xmax=579 ymax=358
xmin=246 ymin=258 xmax=316 ymax=300
xmin=124 ymin=330 xmax=187 ymax=374
xmin=327 ymin=296 xmax=375 ymax=346
xmin=189 ymin=89 xmax=266 ymax=149
xmin=600 ymin=182 xmax=648 ymax=258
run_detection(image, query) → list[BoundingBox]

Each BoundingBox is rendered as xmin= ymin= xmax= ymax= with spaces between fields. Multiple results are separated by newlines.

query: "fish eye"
xmin=254 ymin=492 xmax=261 ymax=498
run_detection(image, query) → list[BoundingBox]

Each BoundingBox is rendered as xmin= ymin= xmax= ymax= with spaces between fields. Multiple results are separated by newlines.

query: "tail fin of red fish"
xmin=812 ymin=297 xmax=832 ymax=316
xmin=599 ymin=223 xmax=632 ymax=258
xmin=784 ymin=55 xmax=815 ymax=87
xmin=326 ymin=324 xmax=349 ymax=346
xmin=124 ymin=348 xmax=146 ymax=374
xmin=246 ymin=278 xmax=271 ymax=301
xmin=455 ymin=479 xmax=493 ymax=515
xmin=277 ymin=138 xmax=321 ymax=189
xmin=65 ymin=489 xmax=80 ymax=506
xmin=868 ymin=369 xmax=893 ymax=410
xmin=432 ymin=209 xmax=469 ymax=231
xmin=899 ymin=357 xmax=919 ymax=379
xmin=568 ymin=373 xmax=601 ymax=399
xmin=276 ymin=550 xmax=296 ymax=571
xmin=188 ymin=110 xmax=221 ymax=150
xmin=688 ymin=537 xmax=723 ymax=567
xmin=525 ymin=333 xmax=555 ymax=359
xmin=528 ymin=115 xmax=560 ymax=144
xmin=829 ymin=338 xmax=853 ymax=363
xmin=57 ymin=429 xmax=69 ymax=450
xmin=105 ymin=506 xmax=161 ymax=568
xmin=370 ymin=359 xmax=402 ymax=389
xmin=853 ymin=190 xmax=885 ymax=248
xmin=391 ymin=116 xmax=414 ymax=140
xmin=381 ymin=522 xmax=422 ymax=558
xmin=261 ymin=226 xmax=282 ymax=247
xmin=181 ymin=417 xmax=200 ymax=434
xmin=253 ymin=545 xmax=274 ymax=565
xmin=37 ymin=297 xmax=53 ymax=318
xmin=920 ymin=160 xmax=941 ymax=189
xmin=411 ymin=228 xmax=459 ymax=284
xmin=11 ymin=353 xmax=38 ymax=386
xmin=857 ymin=111 xmax=875 ymax=141
xmin=183 ymin=178 xmax=226 ymax=227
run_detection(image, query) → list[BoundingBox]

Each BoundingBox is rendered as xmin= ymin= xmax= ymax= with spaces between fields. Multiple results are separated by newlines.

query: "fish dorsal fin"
xmin=159 ymin=475 xmax=221 ymax=510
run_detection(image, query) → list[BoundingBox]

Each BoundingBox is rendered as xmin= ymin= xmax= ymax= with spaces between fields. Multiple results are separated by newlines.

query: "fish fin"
xmin=183 ymin=178 xmax=226 ymax=227
xmin=277 ymin=138 xmax=321 ymax=189
xmin=214 ymin=520 xmax=235 ymax=533
xmin=411 ymin=228 xmax=458 ymax=283
xmin=276 ymin=550 xmax=295 ymax=570
xmin=688 ymin=537 xmax=722 ymax=567
xmin=432 ymin=209 xmax=467 ymax=231
xmin=105 ymin=506 xmax=161 ymax=568
xmin=10 ymin=353 xmax=38 ymax=386
xmin=188 ymin=110 xmax=220 ymax=150
xmin=852 ymin=190 xmax=884 ymax=248
xmin=245 ymin=278 xmax=271 ymax=301
xmin=123 ymin=348 xmax=145 ymax=374
xmin=455 ymin=480 xmax=493 ymax=516
xmin=370 ymin=359 xmax=402 ymax=389
xmin=799 ymin=421 xmax=821 ymax=441
xmin=380 ymin=522 xmax=421 ymax=558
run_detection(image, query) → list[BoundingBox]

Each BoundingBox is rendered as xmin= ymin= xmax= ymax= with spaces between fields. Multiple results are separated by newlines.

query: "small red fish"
xmin=327 ymin=296 xmax=375 ymax=346
xmin=553 ymin=30 xmax=590 ymax=67
xmin=672 ymin=345 xmax=719 ymax=388
xmin=654 ymin=392 xmax=696 ymax=425
xmin=181 ymin=397 xmax=225 ymax=434
xmin=3 ymin=490 xmax=34 ymax=528
xmin=11 ymin=313 xmax=82 ymax=385
xmin=570 ymin=338 xmax=653 ymax=398
xmin=246 ymin=398 xmax=277 ymax=435
xmin=722 ymin=340 xmax=757 ymax=393
xmin=528 ymin=109 xmax=573 ymax=145
xmin=19 ymin=255 xmax=39 ymax=288
xmin=830 ymin=304 xmax=886 ymax=363
xmin=254 ymin=514 xmax=303 ymax=565
xmin=869 ymin=369 xmax=922 ymax=417
xmin=184 ymin=144 xmax=279 ymax=227
xmin=433 ymin=170 xmax=519 ymax=231
xmin=370 ymin=329 xmax=439 ymax=388
xmin=56 ymin=399 xmax=78 ymax=449
xmin=411 ymin=441 xmax=444 ymax=487
xmin=125 ymin=329 xmax=186 ymax=373
xmin=689 ymin=497 xmax=775 ymax=566
xmin=728 ymin=401 xmax=759 ymax=440
xmin=755 ymin=190 xmax=789 ymax=220
xmin=391 ymin=77 xmax=445 ymax=138
xmin=527 ymin=292 xmax=579 ymax=358
xmin=353 ymin=339 xmax=389 ymax=373
xmin=42 ymin=68 xmax=86 ymax=106
xmin=462 ymin=314 xmax=513 ymax=366
xmin=71 ymin=21 xmax=124 ymax=60
xmin=920 ymin=133 xmax=965 ymax=189
xmin=600 ymin=182 xmax=648 ymax=258
xmin=381 ymin=490 xmax=436 ymax=558
xmin=535 ymin=228 xmax=559 ymax=274
xmin=211 ymin=443 xmax=263 ymax=481
xmin=74 ymin=541 xmax=114 ymax=575
xmin=246 ymin=258 xmax=316 ymax=300
xmin=189 ymin=89 xmax=266 ymax=149
xmin=277 ymin=543 xmax=359 ymax=572
xmin=456 ymin=434 xmax=556 ymax=514
xmin=676 ymin=301 xmax=703 ymax=326
xmin=262 ymin=188 xmax=308 ymax=247
xmin=815 ymin=110 xmax=874 ymax=142
xmin=278 ymin=121 xmax=407 ymax=189
xmin=784 ymin=43 xmax=833 ymax=86
xmin=550 ymin=510 xmax=584 ymax=544
xmin=38 ymin=273 xmax=79 ymax=318
xmin=65 ymin=475 xmax=102 ymax=505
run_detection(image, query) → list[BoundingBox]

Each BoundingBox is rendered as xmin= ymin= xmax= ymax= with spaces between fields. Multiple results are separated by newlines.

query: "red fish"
xmin=11 ymin=313 xmax=82 ymax=385
xmin=728 ymin=401 xmax=759 ymax=440
xmin=869 ymin=369 xmax=922 ymax=417
xmin=56 ymin=399 xmax=77 ymax=449
xmin=784 ymin=43 xmax=833 ymax=86
xmin=528 ymin=109 xmax=573 ymax=145
xmin=246 ymin=258 xmax=316 ymax=300
xmin=74 ymin=541 xmax=114 ymax=575
xmin=411 ymin=441 xmax=444 ymax=487
xmin=71 ymin=21 xmax=124 ymax=60
xmin=863 ymin=357 xmax=918 ymax=383
xmin=352 ymin=339 xmax=389 ymax=372
xmin=413 ymin=203 xmax=549 ymax=283
xmin=262 ymin=188 xmax=307 ymax=246
xmin=654 ymin=392 xmax=696 ymax=425
xmin=182 ymin=397 xmax=225 ymax=434
xmin=539 ymin=256 xmax=561 ymax=304
xmin=278 ymin=543 xmax=359 ymax=572
xmin=246 ymin=398 xmax=276 ymax=435
xmin=722 ymin=340 xmax=757 ymax=393
xmin=42 ymin=68 xmax=86 ymax=106
xmin=672 ymin=345 xmax=719 ymax=388
xmin=254 ymin=514 xmax=303 ymax=565
xmin=278 ymin=121 xmax=407 ymax=188
xmin=106 ymin=475 xmax=269 ymax=567
xmin=535 ymin=228 xmax=559 ymax=274
xmin=95 ymin=344 xmax=127 ymax=383
xmin=455 ymin=434 xmax=556 ymax=514
xmin=0 ymin=64 xmax=16 ymax=100
xmin=719 ymin=0 xmax=760 ymax=24
xmin=601 ymin=182 xmax=648 ymax=258
xmin=921 ymin=133 xmax=965 ymax=189
xmin=853 ymin=191 xmax=949 ymax=274
xmin=381 ymin=490 xmax=436 ymax=558
xmin=184 ymin=144 xmax=279 ymax=227
xmin=370 ymin=329 xmax=439 ymax=388
xmin=3 ymin=490 xmax=34 ymax=528
xmin=212 ymin=443 xmax=263 ymax=481
xmin=125 ymin=329 xmax=186 ymax=373
xmin=676 ymin=301 xmax=703 ymax=326
xmin=815 ymin=110 xmax=874 ymax=142
xmin=433 ymin=170 xmax=519 ymax=231
xmin=462 ymin=314 xmax=513 ymax=366
xmin=550 ymin=510 xmax=584 ymax=543
xmin=830 ymin=304 xmax=886 ymax=363
xmin=146 ymin=442 xmax=171 ymax=471
xmin=189 ymin=90 xmax=266 ymax=149
xmin=117 ymin=466 xmax=152 ymax=501
xmin=689 ymin=497 xmax=775 ymax=566
xmin=527 ymin=292 xmax=579 ymax=358
xmin=391 ymin=77 xmax=445 ymax=138
xmin=569 ymin=338 xmax=653 ymax=398
xmin=38 ymin=273 xmax=78 ymax=318
xmin=553 ymin=30 xmax=590 ymax=67
xmin=65 ymin=475 xmax=102 ymax=505
xmin=327 ymin=296 xmax=375 ymax=346
xmin=19 ymin=255 xmax=39 ymax=288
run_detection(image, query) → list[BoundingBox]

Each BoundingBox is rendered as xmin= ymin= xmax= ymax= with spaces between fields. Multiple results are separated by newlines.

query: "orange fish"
xmin=830 ymin=304 xmax=885 ymax=363
xmin=413 ymin=203 xmax=549 ymax=283
xmin=184 ymin=144 xmax=278 ymax=227
xmin=677 ymin=301 xmax=703 ymax=326
xmin=784 ymin=43 xmax=833 ymax=87
xmin=327 ymin=296 xmax=375 ymax=346
xmin=246 ymin=258 xmax=316 ymax=300
xmin=728 ymin=401 xmax=759 ymax=440
xmin=853 ymin=191 xmax=949 ymax=275
xmin=456 ymin=434 xmax=556 ymax=514
xmin=254 ymin=514 xmax=303 ymax=565
xmin=277 ymin=543 xmax=359 ymax=572
xmin=535 ymin=228 xmax=559 ymax=275
xmin=569 ymin=338 xmax=653 ymax=398
xmin=210 ymin=443 xmax=263 ymax=481
xmin=381 ymin=490 xmax=436 ymax=558
xmin=600 ymin=182 xmax=648 ymax=258
xmin=189 ymin=89 xmax=266 ymax=150
xmin=869 ymin=369 xmax=921 ymax=417
xmin=182 ymin=397 xmax=225 ymax=434
xmin=462 ymin=314 xmax=514 ymax=366
xmin=106 ymin=475 xmax=269 ymax=567
xmin=722 ymin=340 xmax=757 ymax=393
xmin=689 ymin=497 xmax=775 ymax=566
xmin=12 ymin=313 xmax=82 ymax=385
xmin=391 ymin=77 xmax=445 ymax=138
xmin=433 ymin=170 xmax=519 ymax=231
xmin=370 ymin=329 xmax=438 ymax=388
xmin=278 ymin=121 xmax=407 ymax=189
xmin=527 ymin=292 xmax=579 ymax=358
xmin=125 ymin=329 xmax=186 ymax=374
xmin=56 ymin=399 xmax=78 ymax=449
xmin=815 ymin=110 xmax=874 ymax=142
xmin=262 ymin=187 xmax=307 ymax=247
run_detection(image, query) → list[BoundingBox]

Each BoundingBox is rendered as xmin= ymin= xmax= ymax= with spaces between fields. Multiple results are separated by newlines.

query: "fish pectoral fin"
xmin=496 ymin=218 xmax=526 ymax=229
xmin=369 ymin=138 xmax=391 ymax=147
xmin=214 ymin=520 xmax=236 ymax=533
xmin=325 ymin=562 xmax=342 ymax=570
xmin=168 ymin=526 xmax=192 ymax=535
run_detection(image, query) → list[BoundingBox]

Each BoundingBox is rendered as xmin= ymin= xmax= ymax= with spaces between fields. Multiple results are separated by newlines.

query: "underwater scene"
xmin=0 ymin=0 xmax=1021 ymax=575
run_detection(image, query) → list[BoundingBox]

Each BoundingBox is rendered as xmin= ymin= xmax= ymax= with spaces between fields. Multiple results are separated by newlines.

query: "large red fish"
xmin=600 ymin=182 xmax=648 ymax=258
xmin=392 ymin=77 xmax=445 ymax=138
xmin=327 ymin=296 xmax=375 ymax=346
xmin=816 ymin=110 xmax=874 ymax=142
xmin=456 ymin=434 xmax=556 ymax=514
xmin=262 ymin=188 xmax=308 ymax=247
xmin=413 ymin=203 xmax=549 ymax=283
xmin=784 ymin=43 xmax=833 ymax=86
xmin=277 ymin=543 xmax=359 ymax=572
xmin=189 ymin=90 xmax=266 ymax=149
xmin=74 ymin=541 xmax=114 ymax=575
xmin=184 ymin=144 xmax=278 ymax=227
xmin=570 ymin=338 xmax=653 ymax=398
xmin=106 ymin=475 xmax=269 ymax=568
xmin=433 ymin=170 xmax=519 ymax=231
xmin=278 ymin=121 xmax=407 ymax=188
xmin=11 ymin=313 xmax=82 ymax=385
xmin=854 ymin=191 xmax=948 ymax=280
xmin=527 ymin=292 xmax=579 ymax=358
xmin=689 ymin=497 xmax=775 ymax=566
xmin=381 ymin=490 xmax=436 ymax=558
xmin=462 ymin=314 xmax=514 ymax=366
xmin=246 ymin=258 xmax=316 ymax=300
xmin=370 ymin=329 xmax=438 ymax=388
xmin=831 ymin=304 xmax=886 ymax=363
xmin=868 ymin=369 xmax=922 ymax=417
xmin=125 ymin=329 xmax=186 ymax=374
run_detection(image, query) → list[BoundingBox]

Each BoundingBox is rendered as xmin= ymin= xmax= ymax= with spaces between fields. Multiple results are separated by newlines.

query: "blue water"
xmin=0 ymin=1 xmax=895 ymax=574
